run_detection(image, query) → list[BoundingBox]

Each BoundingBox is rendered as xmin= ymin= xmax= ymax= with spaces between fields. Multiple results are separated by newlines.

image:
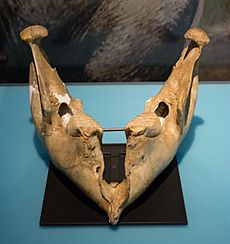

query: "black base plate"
xmin=40 ymin=144 xmax=187 ymax=225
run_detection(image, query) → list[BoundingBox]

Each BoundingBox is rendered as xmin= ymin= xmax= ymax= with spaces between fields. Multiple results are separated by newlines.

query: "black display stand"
xmin=40 ymin=144 xmax=187 ymax=225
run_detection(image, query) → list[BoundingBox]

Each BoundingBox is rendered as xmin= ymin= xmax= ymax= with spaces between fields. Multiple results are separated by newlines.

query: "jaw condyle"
xmin=20 ymin=25 xmax=209 ymax=224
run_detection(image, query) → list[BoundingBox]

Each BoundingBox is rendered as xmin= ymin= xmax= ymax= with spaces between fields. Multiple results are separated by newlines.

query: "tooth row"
xmin=126 ymin=112 xmax=161 ymax=137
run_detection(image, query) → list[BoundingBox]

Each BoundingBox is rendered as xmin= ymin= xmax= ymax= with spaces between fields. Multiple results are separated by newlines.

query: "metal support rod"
xmin=103 ymin=128 xmax=125 ymax=132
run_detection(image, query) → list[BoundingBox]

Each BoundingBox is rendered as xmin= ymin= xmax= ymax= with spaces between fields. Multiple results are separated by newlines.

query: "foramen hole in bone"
xmin=155 ymin=102 xmax=169 ymax=118
xmin=58 ymin=103 xmax=73 ymax=117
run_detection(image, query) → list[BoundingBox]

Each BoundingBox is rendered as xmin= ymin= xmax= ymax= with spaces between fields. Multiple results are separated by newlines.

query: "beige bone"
xmin=20 ymin=25 xmax=209 ymax=224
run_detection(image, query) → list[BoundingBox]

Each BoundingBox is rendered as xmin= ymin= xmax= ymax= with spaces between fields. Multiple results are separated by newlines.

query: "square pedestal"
xmin=40 ymin=144 xmax=187 ymax=225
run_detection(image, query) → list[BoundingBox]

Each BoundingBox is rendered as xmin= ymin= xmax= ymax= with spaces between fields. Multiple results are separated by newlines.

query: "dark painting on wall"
xmin=0 ymin=0 xmax=229 ymax=83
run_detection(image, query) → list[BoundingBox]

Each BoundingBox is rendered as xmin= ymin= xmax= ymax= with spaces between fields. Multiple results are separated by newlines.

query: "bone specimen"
xmin=20 ymin=25 xmax=209 ymax=224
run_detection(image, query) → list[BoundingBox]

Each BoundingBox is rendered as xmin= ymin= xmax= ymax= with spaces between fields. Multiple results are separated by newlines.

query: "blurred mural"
xmin=0 ymin=0 xmax=229 ymax=83
xmin=199 ymin=0 xmax=230 ymax=81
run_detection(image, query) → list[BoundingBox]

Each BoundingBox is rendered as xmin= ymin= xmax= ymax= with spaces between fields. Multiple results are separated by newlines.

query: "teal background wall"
xmin=0 ymin=83 xmax=230 ymax=244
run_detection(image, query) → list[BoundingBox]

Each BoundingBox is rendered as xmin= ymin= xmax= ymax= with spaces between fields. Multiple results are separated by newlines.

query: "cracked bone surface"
xmin=20 ymin=25 xmax=209 ymax=224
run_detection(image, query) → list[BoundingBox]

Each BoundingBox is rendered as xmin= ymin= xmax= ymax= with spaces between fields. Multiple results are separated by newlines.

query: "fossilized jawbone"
xmin=20 ymin=25 xmax=209 ymax=224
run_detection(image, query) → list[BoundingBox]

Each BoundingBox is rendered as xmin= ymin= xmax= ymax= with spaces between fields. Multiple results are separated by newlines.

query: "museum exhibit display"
xmin=20 ymin=25 xmax=209 ymax=224
xmin=1 ymin=1 xmax=230 ymax=243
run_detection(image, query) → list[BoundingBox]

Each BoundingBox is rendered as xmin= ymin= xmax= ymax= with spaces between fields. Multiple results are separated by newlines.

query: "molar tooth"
xmin=126 ymin=112 xmax=161 ymax=138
